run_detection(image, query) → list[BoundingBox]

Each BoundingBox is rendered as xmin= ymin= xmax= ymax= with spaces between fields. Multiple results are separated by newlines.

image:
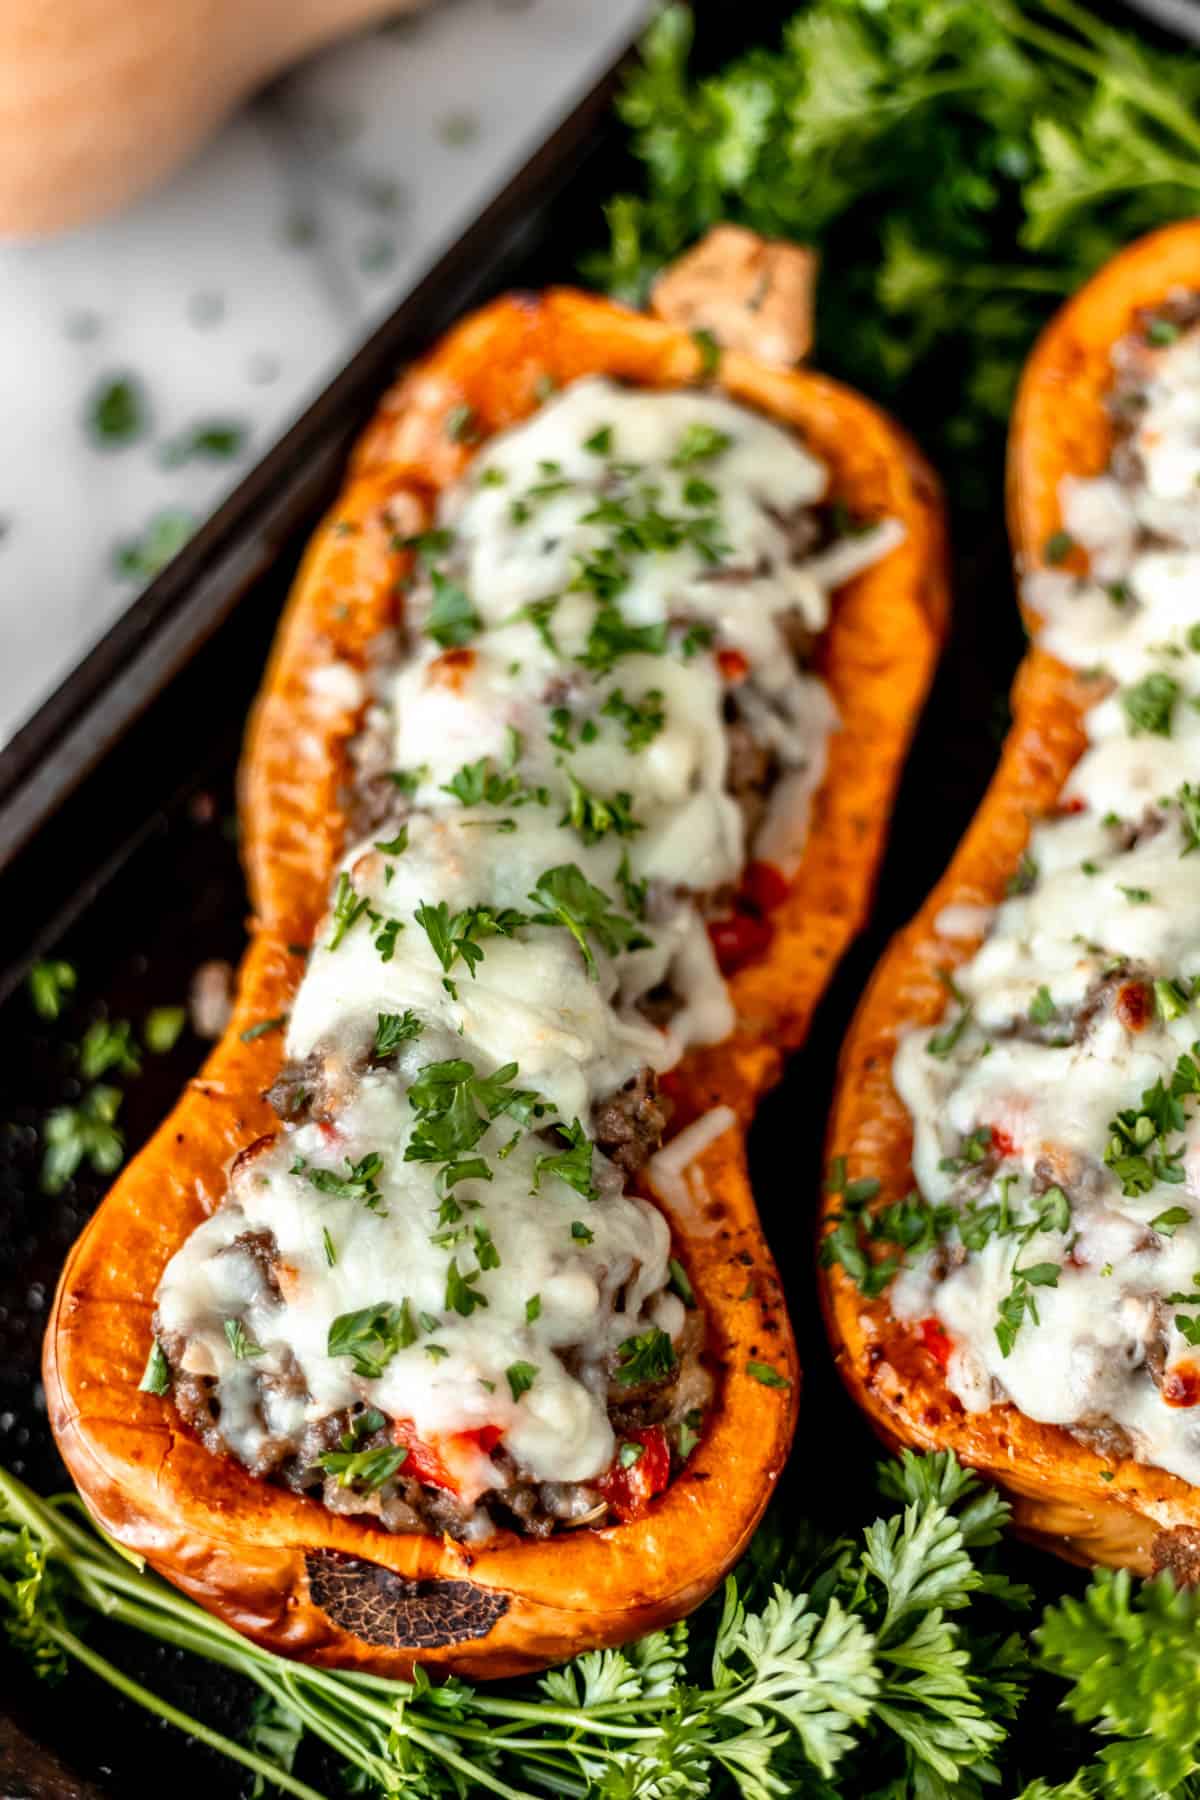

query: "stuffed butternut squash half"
xmin=45 ymin=274 xmax=947 ymax=1678
xmin=821 ymin=220 xmax=1200 ymax=1578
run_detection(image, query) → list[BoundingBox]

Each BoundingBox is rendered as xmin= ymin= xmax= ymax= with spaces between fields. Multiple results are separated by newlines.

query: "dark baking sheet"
xmin=0 ymin=1 xmax=1168 ymax=1793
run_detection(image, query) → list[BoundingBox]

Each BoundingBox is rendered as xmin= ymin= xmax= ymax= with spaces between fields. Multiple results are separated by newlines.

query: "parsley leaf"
xmin=532 ymin=1119 xmax=597 ymax=1201
xmin=527 ymin=863 xmax=652 ymax=976
xmin=327 ymin=1301 xmax=417 ymax=1379
xmin=614 ymin=1328 xmax=677 ymax=1387
xmin=1122 ymin=671 xmax=1179 ymax=737
xmin=374 ymin=1010 xmax=423 ymax=1058
xmin=426 ymin=570 xmax=480 ymax=649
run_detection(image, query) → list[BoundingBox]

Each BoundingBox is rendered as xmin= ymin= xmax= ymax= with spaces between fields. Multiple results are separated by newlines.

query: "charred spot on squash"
xmin=1151 ymin=1524 xmax=1200 ymax=1588
xmin=305 ymin=1550 xmax=509 ymax=1648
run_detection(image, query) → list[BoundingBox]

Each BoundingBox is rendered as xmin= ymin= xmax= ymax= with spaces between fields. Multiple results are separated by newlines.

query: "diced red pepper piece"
xmin=919 ymin=1317 xmax=953 ymax=1367
xmin=744 ymin=859 xmax=789 ymax=913
xmin=717 ymin=647 xmax=749 ymax=682
xmin=599 ymin=1425 xmax=671 ymax=1522
xmin=708 ymin=911 xmax=772 ymax=974
xmin=990 ymin=1126 xmax=1016 ymax=1159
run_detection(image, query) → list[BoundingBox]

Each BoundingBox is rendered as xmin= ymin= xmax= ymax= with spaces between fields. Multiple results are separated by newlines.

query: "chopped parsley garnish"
xmin=389 ymin=765 xmax=428 ymax=795
xmin=1106 ymin=1078 xmax=1186 ymax=1197
xmin=318 ymin=1413 xmax=405 ymax=1491
xmin=474 ymin=1222 xmax=501 ymax=1270
xmin=426 ymin=570 xmax=480 ymax=649
xmin=521 ymin=597 xmax=561 ymax=653
xmin=322 ymin=1227 xmax=337 ymax=1267
xmin=1118 ymin=885 xmax=1153 ymax=905
xmin=600 ymin=686 xmax=665 ymax=751
xmin=1122 ymin=670 xmax=1179 ymax=737
xmin=239 ymin=1014 xmax=287 ymax=1044
xmin=28 ymin=959 xmax=76 ymax=1020
xmin=561 ymin=774 xmax=643 ymax=847
xmin=506 ymin=1361 xmax=538 ymax=1402
xmin=445 ymin=403 xmax=480 ymax=443
xmin=406 ymin=1056 xmax=545 ymax=1193
xmin=670 ymin=423 xmax=731 ymax=467
xmin=1005 ymin=852 xmax=1038 ymax=897
xmin=441 ymin=756 xmax=539 ymax=810
xmin=532 ymin=1119 xmax=597 ymax=1201
xmin=927 ymin=1000 xmax=972 ymax=1060
xmin=328 ymin=872 xmax=370 ymax=950
xmin=1147 ymin=317 xmax=1181 ymax=346
xmin=327 ymin=1301 xmax=417 ymax=1379
xmin=746 ymin=1360 xmax=791 ymax=1390
xmin=1179 ymin=782 xmax=1200 ymax=855
xmin=1155 ymin=979 xmax=1192 ymax=1024
xmin=525 ymin=1294 xmax=542 ymax=1323
xmin=224 ymin=1320 xmax=264 ymax=1361
xmin=615 ymin=851 xmax=648 ymax=921
xmin=668 ymin=1256 xmax=696 ymax=1307
xmin=1028 ymin=986 xmax=1055 ymax=1027
xmin=578 ymin=604 xmax=669 ymax=675
xmin=374 ymin=1010 xmax=423 ymax=1058
xmin=994 ymin=1260 xmax=1059 ymax=1358
xmin=614 ymin=1328 xmax=677 ymax=1387
xmin=571 ymin=1220 xmax=594 ymax=1244
xmin=305 ymin=1152 xmax=387 ymax=1213
xmin=139 ymin=1340 xmax=171 ymax=1395
xmin=692 ymin=329 xmax=721 ymax=378
xmin=584 ymin=425 xmax=613 ymax=455
xmin=414 ymin=899 xmax=528 ymax=995
xmin=618 ymin=1440 xmax=645 ymax=1469
xmin=374 ymin=826 xmax=410 ymax=855
xmin=1043 ymin=529 xmax=1074 ymax=565
xmin=527 ymin=863 xmax=651 ymax=977
xmin=445 ymin=1258 xmax=488 ymax=1317
xmin=1152 ymin=1206 xmax=1192 ymax=1238
xmin=678 ymin=1409 xmax=702 ymax=1461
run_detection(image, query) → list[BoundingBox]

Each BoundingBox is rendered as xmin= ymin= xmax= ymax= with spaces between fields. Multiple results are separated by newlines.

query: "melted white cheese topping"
xmin=892 ymin=321 xmax=1200 ymax=1484
xmin=158 ymin=376 xmax=897 ymax=1491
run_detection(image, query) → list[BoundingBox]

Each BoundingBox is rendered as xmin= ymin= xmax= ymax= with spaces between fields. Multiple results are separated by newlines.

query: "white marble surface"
xmin=0 ymin=0 xmax=648 ymax=748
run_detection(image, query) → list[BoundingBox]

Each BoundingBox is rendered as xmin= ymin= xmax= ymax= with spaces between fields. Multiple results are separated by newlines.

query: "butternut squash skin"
xmin=820 ymin=220 xmax=1200 ymax=1581
xmin=44 ymin=287 xmax=948 ymax=1677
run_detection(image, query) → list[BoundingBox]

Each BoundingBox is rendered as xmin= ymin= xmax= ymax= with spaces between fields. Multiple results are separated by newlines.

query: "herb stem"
xmin=997 ymin=0 xmax=1200 ymax=154
xmin=43 ymin=1620 xmax=331 ymax=1800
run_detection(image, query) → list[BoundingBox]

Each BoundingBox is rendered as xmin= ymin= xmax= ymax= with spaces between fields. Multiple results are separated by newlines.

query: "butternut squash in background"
xmin=820 ymin=220 xmax=1200 ymax=1580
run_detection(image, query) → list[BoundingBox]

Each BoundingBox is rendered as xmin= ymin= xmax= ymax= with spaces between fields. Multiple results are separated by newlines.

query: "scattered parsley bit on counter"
xmin=158 ymin=420 xmax=247 ymax=467
xmin=112 ymin=509 xmax=196 ymax=582
xmin=87 ymin=374 xmax=147 ymax=446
